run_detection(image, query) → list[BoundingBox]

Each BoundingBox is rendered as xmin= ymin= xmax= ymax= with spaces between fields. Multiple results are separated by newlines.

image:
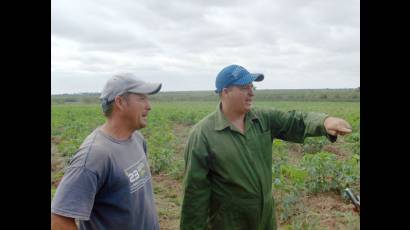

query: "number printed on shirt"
xmin=128 ymin=170 xmax=140 ymax=183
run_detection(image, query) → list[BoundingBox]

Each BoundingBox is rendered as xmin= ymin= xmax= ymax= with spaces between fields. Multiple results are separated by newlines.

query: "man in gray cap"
xmin=51 ymin=73 xmax=162 ymax=230
xmin=180 ymin=64 xmax=352 ymax=230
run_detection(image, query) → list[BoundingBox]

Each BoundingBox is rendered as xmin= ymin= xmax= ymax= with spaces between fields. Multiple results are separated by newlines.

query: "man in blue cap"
xmin=180 ymin=64 xmax=352 ymax=230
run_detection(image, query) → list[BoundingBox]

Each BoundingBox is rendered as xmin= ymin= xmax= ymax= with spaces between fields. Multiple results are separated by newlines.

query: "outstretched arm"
xmin=265 ymin=109 xmax=352 ymax=143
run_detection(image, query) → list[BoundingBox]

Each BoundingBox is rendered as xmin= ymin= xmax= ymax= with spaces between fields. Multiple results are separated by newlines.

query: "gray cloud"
xmin=52 ymin=0 xmax=360 ymax=94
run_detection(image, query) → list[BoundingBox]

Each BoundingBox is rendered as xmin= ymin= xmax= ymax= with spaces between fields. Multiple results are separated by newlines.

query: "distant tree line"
xmin=52 ymin=88 xmax=360 ymax=104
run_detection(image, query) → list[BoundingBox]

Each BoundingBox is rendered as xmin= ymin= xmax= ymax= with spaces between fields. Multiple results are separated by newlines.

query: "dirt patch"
xmin=172 ymin=124 xmax=192 ymax=156
xmin=173 ymin=123 xmax=191 ymax=137
xmin=287 ymin=143 xmax=304 ymax=164
xmin=153 ymin=173 xmax=183 ymax=192
xmin=303 ymin=192 xmax=352 ymax=213
xmin=51 ymin=143 xmax=63 ymax=171
xmin=51 ymin=142 xmax=57 ymax=155
xmin=152 ymin=170 xmax=359 ymax=230
xmin=51 ymin=142 xmax=67 ymax=187
xmin=51 ymin=136 xmax=60 ymax=143
xmin=152 ymin=173 xmax=183 ymax=230
xmin=322 ymin=144 xmax=349 ymax=160
xmin=300 ymin=192 xmax=359 ymax=230
xmin=150 ymin=124 xmax=190 ymax=229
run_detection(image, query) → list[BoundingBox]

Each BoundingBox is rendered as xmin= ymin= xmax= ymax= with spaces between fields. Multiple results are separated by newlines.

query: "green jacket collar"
xmin=214 ymin=102 xmax=260 ymax=131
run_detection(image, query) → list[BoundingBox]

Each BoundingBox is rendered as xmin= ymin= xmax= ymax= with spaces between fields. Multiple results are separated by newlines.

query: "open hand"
xmin=324 ymin=117 xmax=352 ymax=136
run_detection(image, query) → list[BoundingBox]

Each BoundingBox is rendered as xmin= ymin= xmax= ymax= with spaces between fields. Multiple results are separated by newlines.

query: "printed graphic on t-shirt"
xmin=124 ymin=159 xmax=151 ymax=193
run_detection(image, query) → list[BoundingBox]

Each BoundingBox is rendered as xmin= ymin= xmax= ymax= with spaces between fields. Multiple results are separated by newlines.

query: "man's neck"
xmin=221 ymin=102 xmax=246 ymax=133
xmin=101 ymin=119 xmax=135 ymax=141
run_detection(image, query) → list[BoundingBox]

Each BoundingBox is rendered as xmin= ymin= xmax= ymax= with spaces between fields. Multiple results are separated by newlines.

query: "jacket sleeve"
xmin=180 ymin=129 xmax=211 ymax=230
xmin=266 ymin=109 xmax=336 ymax=143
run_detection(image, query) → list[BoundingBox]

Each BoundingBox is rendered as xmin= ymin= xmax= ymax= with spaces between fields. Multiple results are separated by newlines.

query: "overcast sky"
xmin=51 ymin=0 xmax=360 ymax=94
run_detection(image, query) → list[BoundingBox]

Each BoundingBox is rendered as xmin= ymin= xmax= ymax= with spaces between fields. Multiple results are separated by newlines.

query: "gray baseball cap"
xmin=100 ymin=73 xmax=162 ymax=112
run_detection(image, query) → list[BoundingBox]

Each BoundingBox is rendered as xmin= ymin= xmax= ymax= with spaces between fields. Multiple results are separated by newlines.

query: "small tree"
xmin=319 ymin=94 xmax=328 ymax=100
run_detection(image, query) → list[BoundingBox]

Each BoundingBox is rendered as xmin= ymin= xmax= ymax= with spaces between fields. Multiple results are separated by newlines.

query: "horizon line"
xmin=51 ymin=87 xmax=359 ymax=96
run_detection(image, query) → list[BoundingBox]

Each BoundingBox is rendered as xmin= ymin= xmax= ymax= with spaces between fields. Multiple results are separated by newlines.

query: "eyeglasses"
xmin=223 ymin=84 xmax=256 ymax=93
xmin=236 ymin=84 xmax=256 ymax=92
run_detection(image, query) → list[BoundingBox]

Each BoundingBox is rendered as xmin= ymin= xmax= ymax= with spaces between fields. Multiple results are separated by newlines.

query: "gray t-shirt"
xmin=51 ymin=127 xmax=160 ymax=230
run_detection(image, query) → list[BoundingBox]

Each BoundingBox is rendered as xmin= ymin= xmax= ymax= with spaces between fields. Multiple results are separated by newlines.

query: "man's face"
xmin=224 ymin=83 xmax=255 ymax=113
xmin=122 ymin=93 xmax=151 ymax=130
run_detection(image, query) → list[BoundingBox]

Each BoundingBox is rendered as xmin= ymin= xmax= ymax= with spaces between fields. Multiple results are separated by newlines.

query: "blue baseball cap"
xmin=215 ymin=64 xmax=264 ymax=93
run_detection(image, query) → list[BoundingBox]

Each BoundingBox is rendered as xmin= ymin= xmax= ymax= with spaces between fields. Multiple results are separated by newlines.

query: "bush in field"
xmin=164 ymin=105 xmax=212 ymax=126
xmin=272 ymin=140 xmax=307 ymax=222
xmin=273 ymin=164 xmax=308 ymax=222
xmin=167 ymin=110 xmax=200 ymax=126
xmin=351 ymin=142 xmax=360 ymax=155
xmin=301 ymin=152 xmax=360 ymax=194
xmin=301 ymin=152 xmax=338 ymax=193
xmin=337 ymin=153 xmax=360 ymax=192
xmin=301 ymin=137 xmax=328 ymax=154
xmin=344 ymin=132 xmax=360 ymax=142
xmin=272 ymin=149 xmax=360 ymax=222
xmin=274 ymin=183 xmax=304 ymax=222
xmin=271 ymin=140 xmax=289 ymax=178
xmin=138 ymin=116 xmax=171 ymax=174
xmin=149 ymin=148 xmax=174 ymax=174
xmin=51 ymin=106 xmax=105 ymax=157
xmin=145 ymin=127 xmax=175 ymax=174
xmin=319 ymin=94 xmax=328 ymax=99
xmin=280 ymin=165 xmax=308 ymax=190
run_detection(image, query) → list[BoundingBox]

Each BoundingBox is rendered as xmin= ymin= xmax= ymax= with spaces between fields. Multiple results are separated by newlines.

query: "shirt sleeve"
xmin=51 ymin=166 xmax=99 ymax=220
xmin=180 ymin=129 xmax=211 ymax=230
xmin=266 ymin=108 xmax=336 ymax=143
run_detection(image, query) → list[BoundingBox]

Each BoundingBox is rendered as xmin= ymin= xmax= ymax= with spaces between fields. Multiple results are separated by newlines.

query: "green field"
xmin=51 ymin=92 xmax=360 ymax=230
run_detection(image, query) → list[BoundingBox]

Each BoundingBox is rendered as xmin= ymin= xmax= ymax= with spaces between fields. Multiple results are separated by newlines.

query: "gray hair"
xmin=102 ymin=92 xmax=132 ymax=117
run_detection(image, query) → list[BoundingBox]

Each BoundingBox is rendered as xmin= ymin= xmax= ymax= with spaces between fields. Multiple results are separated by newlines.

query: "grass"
xmin=51 ymin=100 xmax=360 ymax=229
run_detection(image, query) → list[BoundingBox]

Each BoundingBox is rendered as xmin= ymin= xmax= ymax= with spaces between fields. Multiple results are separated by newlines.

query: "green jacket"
xmin=180 ymin=104 xmax=333 ymax=230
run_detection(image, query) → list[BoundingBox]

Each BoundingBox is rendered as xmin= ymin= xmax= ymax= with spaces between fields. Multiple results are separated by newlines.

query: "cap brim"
xmin=251 ymin=73 xmax=264 ymax=82
xmin=230 ymin=73 xmax=265 ymax=87
xmin=128 ymin=83 xmax=162 ymax=95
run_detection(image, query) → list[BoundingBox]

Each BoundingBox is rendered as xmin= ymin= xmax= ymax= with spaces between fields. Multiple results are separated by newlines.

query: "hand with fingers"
xmin=324 ymin=117 xmax=352 ymax=136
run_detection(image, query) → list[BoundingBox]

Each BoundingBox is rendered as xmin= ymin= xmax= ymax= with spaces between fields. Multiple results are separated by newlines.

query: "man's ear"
xmin=114 ymin=95 xmax=126 ymax=111
xmin=221 ymin=87 xmax=231 ymax=98
xmin=222 ymin=88 xmax=228 ymax=96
